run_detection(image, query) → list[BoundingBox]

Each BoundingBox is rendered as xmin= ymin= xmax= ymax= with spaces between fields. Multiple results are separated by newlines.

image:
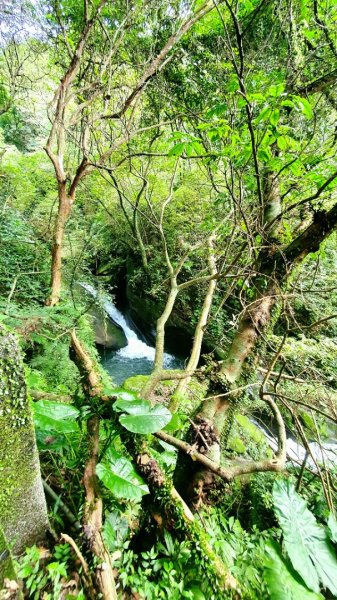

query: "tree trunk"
xmin=175 ymin=202 xmax=337 ymax=503
xmin=170 ymin=236 xmax=217 ymax=411
xmin=0 ymin=326 xmax=49 ymax=553
xmin=46 ymin=184 xmax=73 ymax=307
xmin=154 ymin=280 xmax=178 ymax=370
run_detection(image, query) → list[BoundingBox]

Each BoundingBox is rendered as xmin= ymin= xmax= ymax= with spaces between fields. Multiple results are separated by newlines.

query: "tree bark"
xmin=0 ymin=326 xmax=49 ymax=554
xmin=70 ymin=330 xmax=117 ymax=600
xmin=46 ymin=185 xmax=73 ymax=307
xmin=170 ymin=235 xmax=217 ymax=411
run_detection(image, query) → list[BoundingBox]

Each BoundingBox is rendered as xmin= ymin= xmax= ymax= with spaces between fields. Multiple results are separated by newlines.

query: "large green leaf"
xmin=115 ymin=398 xmax=172 ymax=434
xmin=264 ymin=541 xmax=323 ymax=600
xmin=33 ymin=400 xmax=80 ymax=434
xmin=102 ymin=510 xmax=129 ymax=551
xmin=110 ymin=389 xmax=137 ymax=401
xmin=327 ymin=513 xmax=337 ymax=544
xmin=273 ymin=480 xmax=337 ymax=595
xmin=97 ymin=451 xmax=149 ymax=501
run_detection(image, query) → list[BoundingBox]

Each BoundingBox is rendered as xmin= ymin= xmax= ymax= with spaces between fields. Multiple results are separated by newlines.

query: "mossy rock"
xmin=235 ymin=415 xmax=266 ymax=444
xmin=89 ymin=309 xmax=127 ymax=349
xmin=122 ymin=375 xmax=149 ymax=395
xmin=0 ymin=326 xmax=49 ymax=553
xmin=228 ymin=437 xmax=246 ymax=454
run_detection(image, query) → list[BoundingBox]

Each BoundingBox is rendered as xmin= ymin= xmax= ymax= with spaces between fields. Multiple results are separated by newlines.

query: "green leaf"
xmin=273 ymin=480 xmax=337 ymax=595
xmin=293 ymin=96 xmax=313 ymax=119
xmin=163 ymin=412 xmax=184 ymax=432
xmin=117 ymin=399 xmax=172 ymax=434
xmin=103 ymin=510 xmax=129 ymax=551
xmin=111 ymin=389 xmax=137 ymax=402
xmin=255 ymin=106 xmax=272 ymax=123
xmin=270 ymin=108 xmax=280 ymax=126
xmin=97 ymin=454 xmax=149 ymax=501
xmin=206 ymin=102 xmax=227 ymax=118
xmin=33 ymin=400 xmax=80 ymax=434
xmin=277 ymin=135 xmax=288 ymax=150
xmin=327 ymin=513 xmax=337 ymax=543
xmin=258 ymin=147 xmax=272 ymax=162
xmin=264 ymin=541 xmax=323 ymax=599
xmin=168 ymin=142 xmax=186 ymax=156
xmin=268 ymin=83 xmax=285 ymax=97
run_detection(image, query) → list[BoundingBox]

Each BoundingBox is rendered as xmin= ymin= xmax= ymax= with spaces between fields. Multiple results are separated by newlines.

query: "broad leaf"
xmin=168 ymin=142 xmax=186 ymax=156
xmin=327 ymin=513 xmax=337 ymax=544
xmin=97 ymin=452 xmax=149 ymax=501
xmin=103 ymin=510 xmax=129 ymax=551
xmin=293 ymin=95 xmax=313 ymax=119
xmin=111 ymin=389 xmax=137 ymax=401
xmin=115 ymin=399 xmax=172 ymax=434
xmin=273 ymin=480 xmax=337 ymax=595
xmin=33 ymin=400 xmax=79 ymax=434
xmin=264 ymin=541 xmax=323 ymax=600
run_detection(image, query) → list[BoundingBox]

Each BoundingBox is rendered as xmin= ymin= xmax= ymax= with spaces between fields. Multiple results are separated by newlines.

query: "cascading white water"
xmin=81 ymin=282 xmax=175 ymax=366
xmin=81 ymin=282 xmax=337 ymax=467
xmin=252 ymin=419 xmax=337 ymax=469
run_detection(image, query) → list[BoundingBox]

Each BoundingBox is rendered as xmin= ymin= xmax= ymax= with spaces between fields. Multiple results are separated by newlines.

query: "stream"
xmin=83 ymin=283 xmax=337 ymax=470
xmin=82 ymin=283 xmax=183 ymax=385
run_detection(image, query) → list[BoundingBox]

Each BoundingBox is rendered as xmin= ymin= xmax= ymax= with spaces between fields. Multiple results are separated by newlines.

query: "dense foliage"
xmin=1 ymin=0 xmax=337 ymax=598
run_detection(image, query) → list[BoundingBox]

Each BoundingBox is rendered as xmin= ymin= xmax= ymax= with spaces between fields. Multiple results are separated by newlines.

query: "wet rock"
xmin=89 ymin=306 xmax=127 ymax=349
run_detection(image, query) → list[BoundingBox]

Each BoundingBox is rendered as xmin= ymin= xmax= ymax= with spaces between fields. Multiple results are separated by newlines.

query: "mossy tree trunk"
xmin=0 ymin=326 xmax=49 ymax=554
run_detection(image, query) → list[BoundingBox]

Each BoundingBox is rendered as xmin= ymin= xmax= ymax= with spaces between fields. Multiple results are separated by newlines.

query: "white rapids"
xmin=252 ymin=419 xmax=337 ymax=469
xmin=81 ymin=282 xmax=175 ymax=367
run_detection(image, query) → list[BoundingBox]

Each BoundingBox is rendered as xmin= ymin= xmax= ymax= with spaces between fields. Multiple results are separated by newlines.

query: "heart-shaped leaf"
xmin=111 ymin=389 xmax=137 ymax=402
xmin=264 ymin=541 xmax=323 ymax=599
xmin=33 ymin=400 xmax=79 ymax=434
xmin=97 ymin=452 xmax=149 ymax=501
xmin=116 ymin=399 xmax=172 ymax=434
xmin=273 ymin=480 xmax=337 ymax=595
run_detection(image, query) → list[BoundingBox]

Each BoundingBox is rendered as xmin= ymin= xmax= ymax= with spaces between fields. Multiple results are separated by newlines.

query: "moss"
xmin=228 ymin=437 xmax=246 ymax=454
xmin=224 ymin=414 xmax=271 ymax=461
xmin=235 ymin=415 xmax=266 ymax=444
xmin=122 ymin=374 xmax=149 ymax=395
xmin=0 ymin=326 xmax=48 ymax=553
xmin=171 ymin=378 xmax=208 ymax=414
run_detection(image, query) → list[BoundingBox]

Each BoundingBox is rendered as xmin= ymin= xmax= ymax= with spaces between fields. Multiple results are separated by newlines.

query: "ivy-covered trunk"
xmin=0 ymin=326 xmax=49 ymax=553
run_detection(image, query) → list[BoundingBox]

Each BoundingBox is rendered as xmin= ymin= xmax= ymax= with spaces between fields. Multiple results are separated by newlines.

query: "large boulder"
xmin=73 ymin=282 xmax=128 ymax=350
xmin=89 ymin=305 xmax=127 ymax=349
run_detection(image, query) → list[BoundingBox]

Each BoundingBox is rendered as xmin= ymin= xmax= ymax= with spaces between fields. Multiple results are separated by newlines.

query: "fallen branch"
xmin=155 ymin=430 xmax=285 ymax=480
xmin=83 ymin=415 xmax=117 ymax=600
xmin=60 ymin=533 xmax=94 ymax=595
xmin=71 ymin=330 xmax=101 ymax=396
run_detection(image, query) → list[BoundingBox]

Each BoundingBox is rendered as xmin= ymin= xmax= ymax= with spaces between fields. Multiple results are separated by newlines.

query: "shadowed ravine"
xmin=84 ymin=283 xmax=337 ymax=469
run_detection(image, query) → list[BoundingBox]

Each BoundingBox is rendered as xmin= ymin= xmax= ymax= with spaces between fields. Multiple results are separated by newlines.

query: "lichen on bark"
xmin=0 ymin=326 xmax=48 ymax=554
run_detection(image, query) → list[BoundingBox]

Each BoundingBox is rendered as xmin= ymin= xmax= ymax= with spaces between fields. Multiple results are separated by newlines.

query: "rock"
xmin=89 ymin=306 xmax=127 ymax=349
xmin=73 ymin=282 xmax=128 ymax=349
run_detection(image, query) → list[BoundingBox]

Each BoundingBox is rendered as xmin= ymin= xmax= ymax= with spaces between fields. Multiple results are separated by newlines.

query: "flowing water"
xmin=82 ymin=282 xmax=337 ymax=467
xmin=252 ymin=418 xmax=337 ymax=470
xmin=81 ymin=283 xmax=182 ymax=385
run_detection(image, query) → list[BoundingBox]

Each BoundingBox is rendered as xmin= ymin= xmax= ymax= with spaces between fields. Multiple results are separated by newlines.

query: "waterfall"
xmin=81 ymin=282 xmax=175 ymax=366
xmin=252 ymin=419 xmax=337 ymax=469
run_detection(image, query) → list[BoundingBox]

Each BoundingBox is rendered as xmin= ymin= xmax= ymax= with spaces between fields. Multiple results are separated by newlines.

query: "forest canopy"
xmin=1 ymin=0 xmax=337 ymax=598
